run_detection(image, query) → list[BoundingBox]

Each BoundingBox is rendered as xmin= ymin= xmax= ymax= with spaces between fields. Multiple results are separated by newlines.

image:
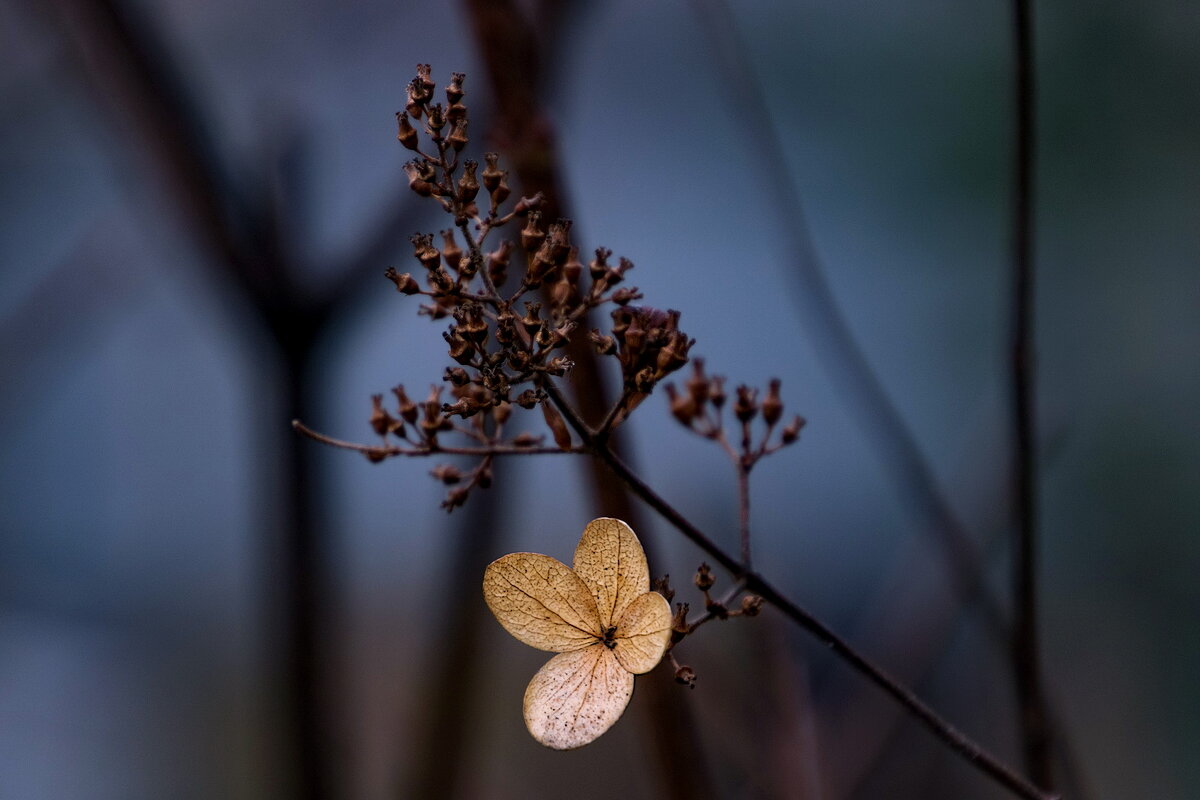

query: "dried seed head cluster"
xmin=653 ymin=567 xmax=763 ymax=688
xmin=664 ymin=360 xmax=805 ymax=471
xmin=362 ymin=66 xmax=694 ymax=509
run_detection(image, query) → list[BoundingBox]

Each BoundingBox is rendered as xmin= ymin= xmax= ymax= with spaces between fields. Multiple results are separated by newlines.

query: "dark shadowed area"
xmin=2 ymin=1 xmax=1197 ymax=799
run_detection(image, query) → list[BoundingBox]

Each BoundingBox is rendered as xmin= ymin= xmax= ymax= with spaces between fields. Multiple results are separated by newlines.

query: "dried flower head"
xmin=482 ymin=518 xmax=672 ymax=749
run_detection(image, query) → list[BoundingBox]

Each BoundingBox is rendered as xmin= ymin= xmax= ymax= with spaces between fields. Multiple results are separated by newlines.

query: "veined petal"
xmin=522 ymin=645 xmax=633 ymax=749
xmin=612 ymin=590 xmax=672 ymax=674
xmin=483 ymin=553 xmax=602 ymax=652
xmin=572 ymin=517 xmax=650 ymax=629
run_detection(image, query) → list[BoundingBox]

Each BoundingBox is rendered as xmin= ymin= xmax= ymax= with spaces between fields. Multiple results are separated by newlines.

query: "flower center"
xmin=601 ymin=625 xmax=617 ymax=649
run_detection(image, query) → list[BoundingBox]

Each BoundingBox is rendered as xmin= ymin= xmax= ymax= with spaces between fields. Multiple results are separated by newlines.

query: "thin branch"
xmin=1009 ymin=0 xmax=1053 ymax=788
xmin=537 ymin=378 xmax=1056 ymax=800
xmin=291 ymin=420 xmax=584 ymax=457
xmin=736 ymin=463 xmax=752 ymax=567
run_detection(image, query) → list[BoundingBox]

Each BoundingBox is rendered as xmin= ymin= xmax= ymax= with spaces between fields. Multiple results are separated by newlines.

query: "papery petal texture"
xmin=572 ymin=517 xmax=650 ymax=628
xmin=612 ymin=590 xmax=672 ymax=674
xmin=522 ymin=644 xmax=634 ymax=749
xmin=483 ymin=553 xmax=603 ymax=652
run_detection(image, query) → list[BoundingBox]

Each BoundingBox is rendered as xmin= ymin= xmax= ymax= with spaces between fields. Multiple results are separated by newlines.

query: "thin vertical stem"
xmin=737 ymin=464 xmax=752 ymax=567
xmin=1010 ymin=0 xmax=1053 ymax=789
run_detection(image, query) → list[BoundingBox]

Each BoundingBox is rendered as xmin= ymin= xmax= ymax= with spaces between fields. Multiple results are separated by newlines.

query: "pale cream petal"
xmin=483 ymin=553 xmax=603 ymax=652
xmin=612 ymin=590 xmax=672 ymax=674
xmin=522 ymin=645 xmax=634 ymax=749
xmin=572 ymin=517 xmax=650 ymax=629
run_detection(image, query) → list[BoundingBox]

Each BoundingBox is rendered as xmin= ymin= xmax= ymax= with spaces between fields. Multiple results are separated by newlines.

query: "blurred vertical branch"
xmin=399 ymin=490 xmax=500 ymax=799
xmin=43 ymin=0 xmax=419 ymax=797
xmin=459 ymin=1 xmax=714 ymax=796
xmin=1008 ymin=0 xmax=1053 ymax=789
xmin=689 ymin=0 xmax=1072 ymax=794
xmin=687 ymin=0 xmax=1011 ymax=634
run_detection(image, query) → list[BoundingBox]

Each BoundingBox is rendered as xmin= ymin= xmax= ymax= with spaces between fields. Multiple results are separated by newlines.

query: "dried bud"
xmin=411 ymin=232 xmax=440 ymax=270
xmin=671 ymin=602 xmax=690 ymax=636
xmin=443 ymin=366 xmax=470 ymax=386
xmin=425 ymin=103 xmax=447 ymax=135
xmin=442 ymin=486 xmax=470 ymax=510
xmin=512 ymin=193 xmax=543 ymax=216
xmin=740 ymin=595 xmax=764 ymax=617
xmin=548 ymin=322 xmax=574 ymax=349
xmin=492 ymin=401 xmax=513 ymax=425
xmin=456 ymin=305 xmax=488 ymax=344
xmin=445 ymin=71 xmax=465 ymax=104
xmin=494 ymin=311 xmax=517 ymax=346
xmin=665 ymin=384 xmax=696 ymax=427
xmin=674 ymin=664 xmax=697 ymax=688
xmin=365 ymin=449 xmax=388 ymax=464
xmin=734 ymin=385 xmax=759 ymax=423
xmin=781 ymin=415 xmax=807 ymax=445
xmin=420 ymin=398 xmax=444 ymax=437
xmin=589 ymin=247 xmax=612 ymax=281
xmin=369 ymin=394 xmax=398 ymax=437
xmin=487 ymin=240 xmax=512 ymax=288
xmin=430 ymin=464 xmax=463 ymax=485
xmin=457 ymin=159 xmax=478 ymax=202
xmin=607 ymin=257 xmax=635 ymax=286
xmin=610 ymin=307 xmax=631 ymax=340
xmin=512 ymin=432 xmax=541 ymax=447
xmin=426 ymin=266 xmax=455 ymax=295
xmin=710 ymin=376 xmax=727 ymax=409
xmin=444 ymin=331 xmax=475 ymax=365
xmin=563 ymin=247 xmax=583 ymax=284
xmin=395 ymin=111 xmax=418 ymax=150
xmin=545 ymin=356 xmax=574 ymax=377
xmin=415 ymin=63 xmax=435 ymax=93
xmin=440 ymin=229 xmax=463 ymax=273
xmin=694 ymin=562 xmax=716 ymax=591
xmin=686 ymin=359 xmax=709 ymax=406
xmin=403 ymin=161 xmax=433 ymax=196
xmin=418 ymin=302 xmax=450 ymax=320
xmin=406 ymin=67 xmax=432 ymax=116
xmin=521 ymin=211 xmax=546 ymax=253
xmin=481 ymin=152 xmax=503 ymax=191
xmin=653 ymin=575 xmax=675 ymax=603
xmin=384 ymin=267 xmax=420 ymax=294
xmin=546 ymin=219 xmax=573 ymax=264
xmin=633 ymin=366 xmax=656 ymax=394
xmin=589 ymin=329 xmax=617 ymax=355
xmin=623 ymin=315 xmax=646 ymax=354
xmin=520 ymin=302 xmax=542 ymax=335
xmin=762 ymin=378 xmax=783 ymax=426
xmin=506 ymin=350 xmax=531 ymax=372
xmin=392 ymin=385 xmax=418 ymax=423
xmin=525 ymin=246 xmax=554 ymax=288
xmin=549 ymin=277 xmax=574 ymax=311
xmin=476 ymin=465 xmax=493 ymax=488
xmin=514 ymin=389 xmax=540 ymax=409
xmin=542 ymin=402 xmax=573 ymax=451
xmin=610 ymin=287 xmax=641 ymax=306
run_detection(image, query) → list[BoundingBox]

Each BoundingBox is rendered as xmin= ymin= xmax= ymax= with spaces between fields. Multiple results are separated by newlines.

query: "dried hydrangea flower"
xmin=482 ymin=518 xmax=672 ymax=748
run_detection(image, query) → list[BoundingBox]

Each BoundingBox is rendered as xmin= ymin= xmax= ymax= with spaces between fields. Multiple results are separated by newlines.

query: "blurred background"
xmin=2 ymin=0 xmax=1197 ymax=798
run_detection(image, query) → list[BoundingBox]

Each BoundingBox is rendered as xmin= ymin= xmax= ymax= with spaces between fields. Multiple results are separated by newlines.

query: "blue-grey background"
xmin=2 ymin=0 xmax=1197 ymax=798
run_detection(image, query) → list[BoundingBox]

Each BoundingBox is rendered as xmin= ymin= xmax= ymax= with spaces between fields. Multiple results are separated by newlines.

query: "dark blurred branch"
xmin=687 ymin=0 xmax=1008 ymax=630
xmin=43 ymin=1 xmax=422 ymax=797
xmin=1009 ymin=0 xmax=1054 ymax=789
xmin=459 ymin=1 xmax=714 ymax=796
xmin=0 ymin=218 xmax=142 ymax=419
xmin=399 ymin=489 xmax=500 ymax=799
